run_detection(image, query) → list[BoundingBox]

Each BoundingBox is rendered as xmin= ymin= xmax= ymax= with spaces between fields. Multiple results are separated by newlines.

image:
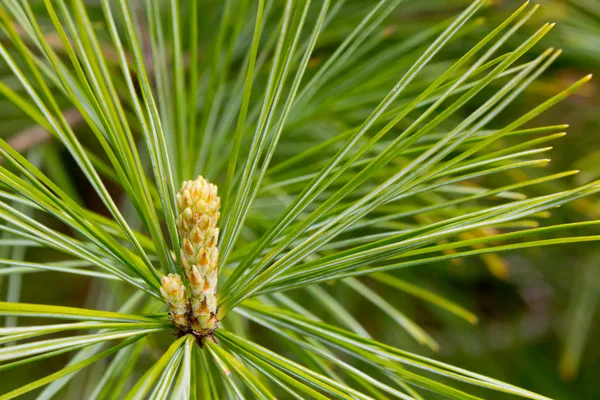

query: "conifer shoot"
xmin=160 ymin=176 xmax=221 ymax=337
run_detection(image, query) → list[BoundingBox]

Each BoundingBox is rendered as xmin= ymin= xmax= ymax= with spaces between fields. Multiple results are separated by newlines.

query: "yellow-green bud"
xmin=175 ymin=176 xmax=220 ymax=335
xmin=159 ymin=273 xmax=190 ymax=331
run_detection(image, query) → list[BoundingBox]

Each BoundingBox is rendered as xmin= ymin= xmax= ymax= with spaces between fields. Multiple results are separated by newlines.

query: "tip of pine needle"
xmin=558 ymin=170 xmax=580 ymax=178
xmin=425 ymin=340 xmax=441 ymax=352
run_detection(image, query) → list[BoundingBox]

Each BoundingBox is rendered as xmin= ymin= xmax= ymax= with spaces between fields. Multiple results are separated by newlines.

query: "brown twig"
xmin=6 ymin=108 xmax=84 ymax=153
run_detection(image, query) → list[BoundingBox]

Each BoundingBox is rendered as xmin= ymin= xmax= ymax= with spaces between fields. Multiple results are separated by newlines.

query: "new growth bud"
xmin=175 ymin=176 xmax=221 ymax=335
xmin=159 ymin=273 xmax=190 ymax=331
